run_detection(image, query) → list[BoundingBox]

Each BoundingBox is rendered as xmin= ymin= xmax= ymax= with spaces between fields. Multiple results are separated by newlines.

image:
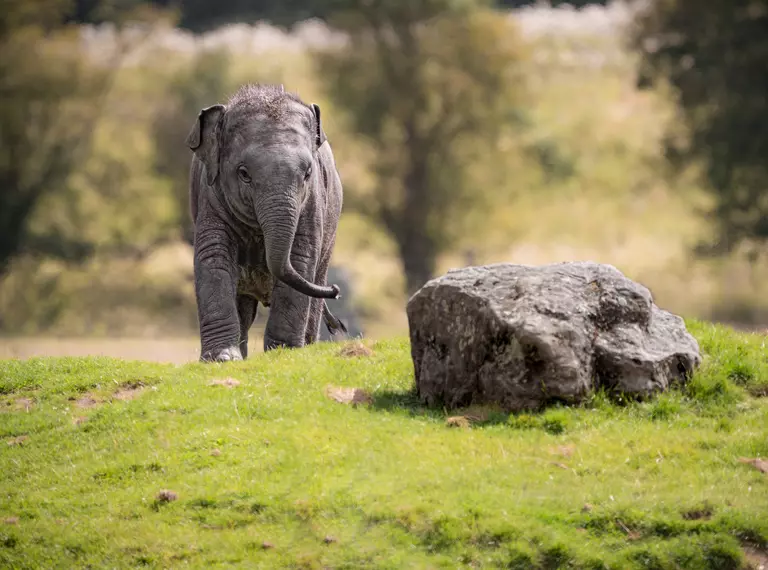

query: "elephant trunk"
xmin=259 ymin=199 xmax=339 ymax=300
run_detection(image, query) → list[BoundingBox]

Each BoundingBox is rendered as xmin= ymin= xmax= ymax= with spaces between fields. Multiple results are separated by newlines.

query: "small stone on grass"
xmin=739 ymin=457 xmax=768 ymax=474
xmin=113 ymin=382 xmax=145 ymax=401
xmin=325 ymin=386 xmax=372 ymax=406
xmin=445 ymin=416 xmax=471 ymax=429
xmin=155 ymin=490 xmax=178 ymax=503
xmin=6 ymin=435 xmax=28 ymax=446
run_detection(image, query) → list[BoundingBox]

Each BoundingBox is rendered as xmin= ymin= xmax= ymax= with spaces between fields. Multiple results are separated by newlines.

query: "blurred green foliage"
xmin=0 ymin=0 xmax=176 ymax=277
xmin=0 ymin=0 xmax=186 ymax=332
xmin=633 ymin=0 xmax=768 ymax=257
xmin=0 ymin=0 xmax=767 ymax=337
xmin=153 ymin=49 xmax=236 ymax=244
xmin=0 ymin=0 xmax=107 ymax=274
xmin=317 ymin=0 xmax=530 ymax=293
xmin=69 ymin=0 xmax=610 ymax=30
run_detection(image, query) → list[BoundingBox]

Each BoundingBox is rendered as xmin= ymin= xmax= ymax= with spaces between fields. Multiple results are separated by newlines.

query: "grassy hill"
xmin=1 ymin=321 xmax=767 ymax=569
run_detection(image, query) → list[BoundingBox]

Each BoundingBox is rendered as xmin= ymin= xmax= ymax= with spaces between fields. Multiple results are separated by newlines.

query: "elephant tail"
xmin=323 ymin=303 xmax=348 ymax=337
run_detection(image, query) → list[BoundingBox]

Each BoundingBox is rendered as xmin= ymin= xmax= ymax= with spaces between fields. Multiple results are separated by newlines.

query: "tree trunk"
xmin=396 ymin=133 xmax=438 ymax=296
xmin=399 ymin=229 xmax=437 ymax=296
xmin=0 ymin=188 xmax=36 ymax=278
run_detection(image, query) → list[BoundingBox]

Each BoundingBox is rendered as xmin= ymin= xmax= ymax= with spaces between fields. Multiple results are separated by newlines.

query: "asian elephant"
xmin=186 ymin=84 xmax=347 ymax=361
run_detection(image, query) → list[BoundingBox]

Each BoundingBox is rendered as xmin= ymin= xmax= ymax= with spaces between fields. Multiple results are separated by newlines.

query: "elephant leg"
xmin=301 ymin=251 xmax=324 ymax=345
xmin=194 ymin=221 xmax=242 ymax=362
xmin=305 ymin=297 xmax=324 ymax=345
xmin=237 ymin=295 xmax=258 ymax=359
xmin=306 ymin=249 xmax=349 ymax=344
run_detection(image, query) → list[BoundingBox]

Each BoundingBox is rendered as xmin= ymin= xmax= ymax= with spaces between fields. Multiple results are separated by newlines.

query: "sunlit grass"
xmin=1 ymin=323 xmax=766 ymax=568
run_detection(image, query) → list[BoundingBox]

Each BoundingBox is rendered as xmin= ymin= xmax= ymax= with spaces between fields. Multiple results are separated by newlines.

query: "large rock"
xmin=407 ymin=262 xmax=701 ymax=412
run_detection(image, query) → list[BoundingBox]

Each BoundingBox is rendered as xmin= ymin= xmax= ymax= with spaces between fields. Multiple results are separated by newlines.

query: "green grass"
xmin=1 ymin=322 xmax=767 ymax=569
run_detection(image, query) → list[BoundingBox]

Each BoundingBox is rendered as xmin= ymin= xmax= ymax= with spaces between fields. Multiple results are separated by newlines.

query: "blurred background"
xmin=1 ymin=0 xmax=766 ymax=362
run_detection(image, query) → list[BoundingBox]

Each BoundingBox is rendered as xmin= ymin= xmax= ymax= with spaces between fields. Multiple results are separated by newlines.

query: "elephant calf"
xmin=186 ymin=84 xmax=347 ymax=361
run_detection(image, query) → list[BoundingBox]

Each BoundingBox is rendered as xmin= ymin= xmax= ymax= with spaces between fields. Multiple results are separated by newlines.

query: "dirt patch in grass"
xmin=747 ymin=385 xmax=768 ymax=398
xmin=65 ymin=382 xmax=148 ymax=410
xmin=338 ymin=341 xmax=373 ymax=358
xmin=13 ymin=397 xmax=34 ymax=411
xmin=113 ymin=382 xmax=146 ymax=401
xmin=2 ymin=396 xmax=35 ymax=413
xmin=445 ymin=416 xmax=471 ymax=428
xmin=73 ymin=395 xmax=99 ymax=408
xmin=6 ymin=435 xmax=28 ymax=446
xmin=744 ymin=545 xmax=768 ymax=570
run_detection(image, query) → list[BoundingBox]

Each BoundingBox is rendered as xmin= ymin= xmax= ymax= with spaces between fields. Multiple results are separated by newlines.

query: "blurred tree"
xmin=71 ymin=0 xmax=609 ymax=30
xmin=70 ymin=0 xmax=172 ymax=23
xmin=153 ymin=49 xmax=235 ymax=244
xmin=496 ymin=0 xmax=607 ymax=5
xmin=71 ymin=0 xmax=320 ymax=30
xmin=0 ymin=0 xmax=170 ymax=276
xmin=0 ymin=0 xmax=108 ymax=274
xmin=633 ymin=0 xmax=768 ymax=255
xmin=316 ymin=0 xmax=528 ymax=294
xmin=28 ymin=65 xmax=180 ymax=260
xmin=173 ymin=0 xmax=321 ymax=30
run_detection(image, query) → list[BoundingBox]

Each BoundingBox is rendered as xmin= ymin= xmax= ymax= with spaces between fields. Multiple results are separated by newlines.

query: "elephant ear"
xmin=186 ymin=104 xmax=226 ymax=186
xmin=310 ymin=103 xmax=327 ymax=149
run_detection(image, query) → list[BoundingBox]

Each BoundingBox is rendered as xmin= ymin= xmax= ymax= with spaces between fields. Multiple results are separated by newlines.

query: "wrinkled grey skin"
xmin=187 ymin=84 xmax=347 ymax=361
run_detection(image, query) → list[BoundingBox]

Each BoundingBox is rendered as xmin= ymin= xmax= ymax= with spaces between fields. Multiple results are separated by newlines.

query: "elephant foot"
xmin=200 ymin=346 xmax=243 ymax=363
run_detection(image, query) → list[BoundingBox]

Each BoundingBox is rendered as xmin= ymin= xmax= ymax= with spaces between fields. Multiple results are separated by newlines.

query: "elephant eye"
xmin=303 ymin=164 xmax=312 ymax=182
xmin=237 ymin=166 xmax=251 ymax=183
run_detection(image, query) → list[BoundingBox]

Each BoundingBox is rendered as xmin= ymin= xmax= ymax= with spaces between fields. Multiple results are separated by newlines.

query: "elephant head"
xmin=185 ymin=85 xmax=339 ymax=300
